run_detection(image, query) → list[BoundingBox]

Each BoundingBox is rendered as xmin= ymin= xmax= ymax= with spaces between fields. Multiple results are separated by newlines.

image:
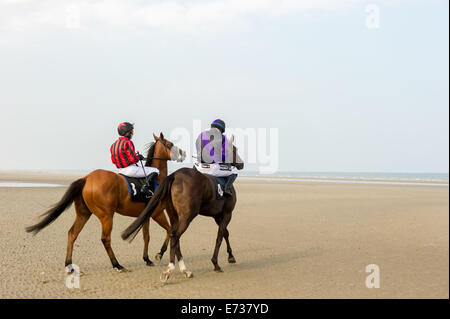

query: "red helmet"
xmin=117 ymin=122 xmax=134 ymax=136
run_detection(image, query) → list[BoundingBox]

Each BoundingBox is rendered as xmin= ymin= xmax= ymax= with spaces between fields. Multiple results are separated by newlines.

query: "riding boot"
xmin=141 ymin=172 xmax=158 ymax=197
xmin=223 ymin=174 xmax=238 ymax=197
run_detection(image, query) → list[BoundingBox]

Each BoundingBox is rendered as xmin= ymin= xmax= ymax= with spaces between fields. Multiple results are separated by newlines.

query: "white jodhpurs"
xmin=194 ymin=162 xmax=238 ymax=177
xmin=118 ymin=164 xmax=159 ymax=178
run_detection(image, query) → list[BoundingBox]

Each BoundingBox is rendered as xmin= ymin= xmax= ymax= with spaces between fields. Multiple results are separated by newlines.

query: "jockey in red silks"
xmin=194 ymin=119 xmax=239 ymax=197
xmin=110 ymin=122 xmax=159 ymax=195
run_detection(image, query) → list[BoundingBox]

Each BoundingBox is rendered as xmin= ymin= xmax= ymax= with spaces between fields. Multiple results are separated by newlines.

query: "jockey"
xmin=194 ymin=119 xmax=238 ymax=197
xmin=110 ymin=122 xmax=159 ymax=196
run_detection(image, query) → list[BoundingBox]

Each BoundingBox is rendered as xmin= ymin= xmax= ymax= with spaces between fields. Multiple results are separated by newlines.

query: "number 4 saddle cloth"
xmin=205 ymin=175 xmax=228 ymax=200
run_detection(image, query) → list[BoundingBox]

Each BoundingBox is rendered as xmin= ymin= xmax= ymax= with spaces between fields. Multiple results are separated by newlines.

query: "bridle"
xmin=147 ymin=138 xmax=174 ymax=162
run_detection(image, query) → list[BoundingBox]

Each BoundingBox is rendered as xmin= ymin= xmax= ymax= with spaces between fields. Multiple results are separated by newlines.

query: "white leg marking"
xmin=178 ymin=259 xmax=193 ymax=278
xmin=178 ymin=259 xmax=187 ymax=272
xmin=160 ymin=262 xmax=175 ymax=283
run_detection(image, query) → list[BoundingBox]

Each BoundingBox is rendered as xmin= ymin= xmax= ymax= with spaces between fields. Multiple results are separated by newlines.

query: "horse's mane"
xmin=144 ymin=142 xmax=156 ymax=166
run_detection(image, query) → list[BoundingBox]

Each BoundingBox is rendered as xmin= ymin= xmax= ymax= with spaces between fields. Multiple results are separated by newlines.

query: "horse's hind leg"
xmin=161 ymin=214 xmax=193 ymax=282
xmin=174 ymin=236 xmax=193 ymax=279
xmin=142 ymin=220 xmax=154 ymax=266
xmin=65 ymin=197 xmax=91 ymax=272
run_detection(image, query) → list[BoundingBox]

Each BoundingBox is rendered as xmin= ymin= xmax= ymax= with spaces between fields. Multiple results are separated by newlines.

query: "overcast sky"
xmin=1 ymin=0 xmax=448 ymax=173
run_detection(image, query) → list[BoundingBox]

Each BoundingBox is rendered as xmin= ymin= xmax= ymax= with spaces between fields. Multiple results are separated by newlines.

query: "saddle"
xmin=120 ymin=174 xmax=158 ymax=203
xmin=205 ymin=175 xmax=228 ymax=200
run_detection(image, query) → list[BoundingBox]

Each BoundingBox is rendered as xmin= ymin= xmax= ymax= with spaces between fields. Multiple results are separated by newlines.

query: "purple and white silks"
xmin=200 ymin=130 xmax=228 ymax=164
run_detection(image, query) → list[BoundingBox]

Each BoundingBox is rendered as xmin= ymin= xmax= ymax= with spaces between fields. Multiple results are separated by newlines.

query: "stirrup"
xmin=223 ymin=174 xmax=238 ymax=197
xmin=141 ymin=172 xmax=157 ymax=198
xmin=223 ymin=189 xmax=233 ymax=197
xmin=141 ymin=185 xmax=154 ymax=198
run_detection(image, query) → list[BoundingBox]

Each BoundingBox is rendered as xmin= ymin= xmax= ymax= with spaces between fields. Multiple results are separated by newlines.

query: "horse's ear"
xmin=230 ymin=135 xmax=235 ymax=143
xmin=160 ymin=132 xmax=164 ymax=140
xmin=153 ymin=133 xmax=158 ymax=141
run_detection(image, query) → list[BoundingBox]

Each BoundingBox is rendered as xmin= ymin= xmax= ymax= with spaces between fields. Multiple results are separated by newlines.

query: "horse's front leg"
xmin=151 ymin=205 xmax=171 ymax=262
xmin=211 ymin=214 xmax=233 ymax=272
xmin=100 ymin=215 xmax=128 ymax=272
xmin=214 ymin=214 xmax=235 ymax=266
xmin=142 ymin=220 xmax=154 ymax=266
xmin=211 ymin=231 xmax=225 ymax=272
xmin=223 ymin=228 xmax=236 ymax=264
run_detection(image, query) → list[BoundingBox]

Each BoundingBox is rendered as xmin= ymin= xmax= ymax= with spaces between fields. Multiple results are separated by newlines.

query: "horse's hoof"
xmin=155 ymin=253 xmax=162 ymax=263
xmin=228 ymin=256 xmax=236 ymax=264
xmin=160 ymin=271 xmax=171 ymax=283
xmin=144 ymin=257 xmax=154 ymax=267
xmin=214 ymin=267 xmax=223 ymax=273
xmin=183 ymin=271 xmax=194 ymax=278
xmin=114 ymin=267 xmax=130 ymax=273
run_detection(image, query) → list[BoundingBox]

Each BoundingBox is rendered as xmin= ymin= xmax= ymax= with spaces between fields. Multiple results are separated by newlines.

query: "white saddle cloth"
xmin=118 ymin=164 xmax=160 ymax=178
xmin=194 ymin=162 xmax=238 ymax=177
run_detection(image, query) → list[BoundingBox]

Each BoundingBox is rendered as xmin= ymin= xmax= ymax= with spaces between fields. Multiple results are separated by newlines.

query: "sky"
xmin=0 ymin=0 xmax=448 ymax=173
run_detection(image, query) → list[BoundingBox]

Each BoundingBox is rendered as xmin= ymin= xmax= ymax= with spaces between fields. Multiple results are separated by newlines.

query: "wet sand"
xmin=0 ymin=172 xmax=448 ymax=298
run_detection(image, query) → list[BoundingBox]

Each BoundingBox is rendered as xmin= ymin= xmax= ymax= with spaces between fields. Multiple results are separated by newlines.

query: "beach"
xmin=0 ymin=172 xmax=448 ymax=299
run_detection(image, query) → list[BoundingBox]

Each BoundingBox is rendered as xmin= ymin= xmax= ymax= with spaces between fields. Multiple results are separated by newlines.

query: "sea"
xmin=0 ymin=170 xmax=448 ymax=187
xmin=239 ymin=171 xmax=449 ymax=181
xmin=237 ymin=171 xmax=449 ymax=186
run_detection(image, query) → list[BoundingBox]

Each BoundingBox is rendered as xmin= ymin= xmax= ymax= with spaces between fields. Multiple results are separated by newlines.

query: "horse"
xmin=121 ymin=135 xmax=244 ymax=282
xmin=26 ymin=132 xmax=186 ymax=272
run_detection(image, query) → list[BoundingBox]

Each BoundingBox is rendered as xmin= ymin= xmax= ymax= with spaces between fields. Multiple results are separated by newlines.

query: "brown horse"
xmin=121 ymin=136 xmax=243 ymax=282
xmin=26 ymin=133 xmax=186 ymax=272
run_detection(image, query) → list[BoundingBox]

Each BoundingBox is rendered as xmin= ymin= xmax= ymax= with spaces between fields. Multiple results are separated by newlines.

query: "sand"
xmin=0 ymin=172 xmax=448 ymax=299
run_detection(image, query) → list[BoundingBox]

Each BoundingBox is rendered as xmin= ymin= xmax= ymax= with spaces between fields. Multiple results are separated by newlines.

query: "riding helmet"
xmin=211 ymin=119 xmax=226 ymax=133
xmin=117 ymin=122 xmax=134 ymax=136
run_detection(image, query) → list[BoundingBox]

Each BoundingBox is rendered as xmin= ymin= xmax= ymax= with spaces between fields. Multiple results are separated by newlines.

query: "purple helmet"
xmin=211 ymin=119 xmax=225 ymax=133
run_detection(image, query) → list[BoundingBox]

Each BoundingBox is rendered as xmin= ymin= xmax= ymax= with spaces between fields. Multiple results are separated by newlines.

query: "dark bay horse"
xmin=122 ymin=136 xmax=243 ymax=282
xmin=26 ymin=133 xmax=186 ymax=272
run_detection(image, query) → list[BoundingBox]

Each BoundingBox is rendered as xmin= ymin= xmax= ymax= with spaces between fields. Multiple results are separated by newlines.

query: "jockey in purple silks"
xmin=194 ymin=119 xmax=238 ymax=197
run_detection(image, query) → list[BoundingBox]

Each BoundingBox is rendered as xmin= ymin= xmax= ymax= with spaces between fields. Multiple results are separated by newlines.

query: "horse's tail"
xmin=122 ymin=173 xmax=175 ymax=243
xmin=26 ymin=178 xmax=87 ymax=235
